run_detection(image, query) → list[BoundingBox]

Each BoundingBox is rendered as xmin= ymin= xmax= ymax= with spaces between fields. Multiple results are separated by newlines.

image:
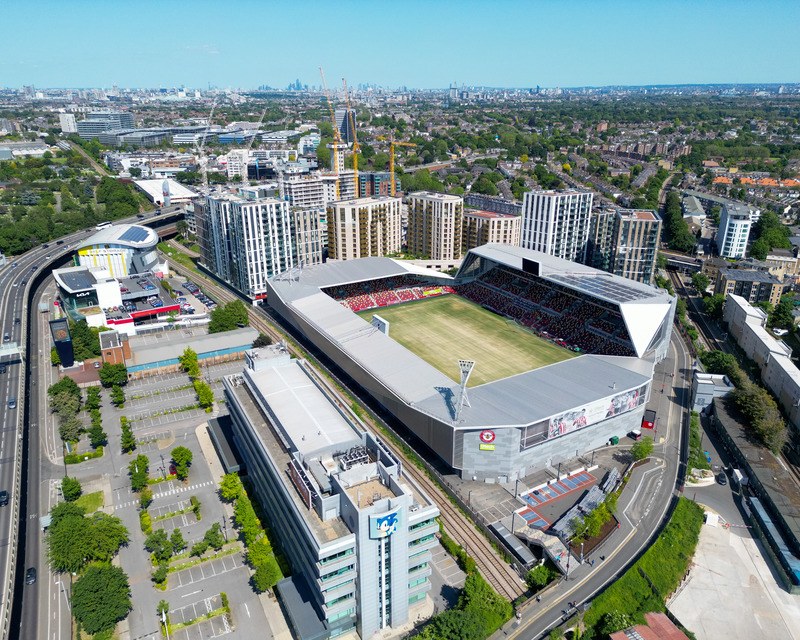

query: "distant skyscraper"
xmin=334 ymin=108 xmax=357 ymax=145
xmin=521 ymin=189 xmax=595 ymax=263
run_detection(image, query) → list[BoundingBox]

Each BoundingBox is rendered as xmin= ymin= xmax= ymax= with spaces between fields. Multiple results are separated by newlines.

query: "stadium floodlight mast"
xmin=454 ymin=359 xmax=475 ymax=422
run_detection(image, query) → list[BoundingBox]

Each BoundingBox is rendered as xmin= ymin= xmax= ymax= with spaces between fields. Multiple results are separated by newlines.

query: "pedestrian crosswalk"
xmin=113 ymin=480 xmax=216 ymax=509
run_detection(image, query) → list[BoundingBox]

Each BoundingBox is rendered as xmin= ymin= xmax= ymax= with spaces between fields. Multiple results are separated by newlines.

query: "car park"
xmin=0 ymin=491 xmax=7 ymax=506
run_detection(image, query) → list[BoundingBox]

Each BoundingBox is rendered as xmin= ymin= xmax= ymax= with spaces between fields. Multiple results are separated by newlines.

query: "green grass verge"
xmin=158 ymin=243 xmax=199 ymax=273
xmin=74 ymin=491 xmax=104 ymax=514
xmin=65 ymin=446 xmax=103 ymax=464
xmin=687 ymin=411 xmax=710 ymax=474
xmin=582 ymin=498 xmax=704 ymax=633
xmin=356 ymin=295 xmax=575 ymax=386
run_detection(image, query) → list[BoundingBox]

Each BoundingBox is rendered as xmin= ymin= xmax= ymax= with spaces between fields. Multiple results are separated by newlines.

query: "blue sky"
xmin=2 ymin=0 xmax=798 ymax=89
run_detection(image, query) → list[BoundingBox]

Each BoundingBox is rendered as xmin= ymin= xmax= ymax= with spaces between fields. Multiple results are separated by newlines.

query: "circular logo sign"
xmin=480 ymin=430 xmax=495 ymax=444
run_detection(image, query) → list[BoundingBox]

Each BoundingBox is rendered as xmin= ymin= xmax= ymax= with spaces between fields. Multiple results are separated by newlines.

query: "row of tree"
xmin=661 ymin=191 xmax=697 ymax=254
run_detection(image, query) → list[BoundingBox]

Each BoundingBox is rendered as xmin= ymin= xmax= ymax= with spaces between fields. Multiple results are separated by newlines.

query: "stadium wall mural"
xmin=546 ymin=383 xmax=649 ymax=439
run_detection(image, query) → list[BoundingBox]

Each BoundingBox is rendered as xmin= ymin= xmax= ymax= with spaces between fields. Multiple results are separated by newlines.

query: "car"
xmin=25 ymin=568 xmax=36 ymax=585
xmin=717 ymin=473 xmax=727 ymax=486
xmin=0 ymin=365 xmax=7 ymax=374
xmin=42 ymin=243 xmax=49 ymax=248
xmin=11 ymin=283 xmax=17 ymax=287
xmin=774 ymin=328 xmax=788 ymax=336
xmin=174 ymin=290 xmax=183 ymax=296
xmin=20 ymin=280 xmax=26 ymax=285
xmin=169 ymin=463 xmax=177 ymax=475
xmin=45 ymin=255 xmax=51 ymax=260
xmin=3 ymin=333 xmax=9 ymax=342
xmin=8 ymin=398 xmax=16 ymax=409
xmin=136 ymin=214 xmax=146 ymax=220
xmin=14 ymin=318 xmax=19 ymax=325
xmin=94 ymin=362 xmax=101 ymax=369
xmin=56 ymin=240 xmax=64 ymax=245
xmin=10 ymin=263 xmax=17 ymax=267
xmin=120 ymin=288 xmax=129 ymax=293
xmin=0 ymin=491 xmax=8 ymax=506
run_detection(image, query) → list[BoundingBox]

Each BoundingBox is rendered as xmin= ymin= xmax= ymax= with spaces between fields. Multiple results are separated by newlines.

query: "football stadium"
xmin=267 ymin=244 xmax=676 ymax=482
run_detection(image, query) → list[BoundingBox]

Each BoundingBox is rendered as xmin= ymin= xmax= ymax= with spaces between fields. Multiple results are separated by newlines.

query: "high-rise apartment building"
xmin=461 ymin=210 xmax=521 ymax=252
xmin=406 ymin=192 xmax=463 ymax=260
xmin=223 ymin=346 xmax=439 ymax=640
xmin=587 ymin=209 xmax=662 ymax=284
xmin=717 ymin=202 xmax=752 ymax=259
xmin=326 ymin=196 xmax=402 ymax=260
xmin=198 ymin=193 xmax=297 ymax=299
xmin=293 ymin=208 xmax=324 ymax=267
xmin=279 ymin=171 xmax=356 ymax=210
xmin=521 ymin=189 xmax=594 ymax=262
xmin=58 ymin=113 xmax=77 ymax=134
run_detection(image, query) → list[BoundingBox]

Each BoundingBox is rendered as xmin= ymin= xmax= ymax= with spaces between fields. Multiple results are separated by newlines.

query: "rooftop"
xmin=330 ymin=195 xmax=401 ymax=207
xmin=127 ymin=327 xmax=258 ymax=367
xmin=619 ymin=208 xmax=659 ymax=221
xmin=719 ymin=268 xmax=783 ymax=285
xmin=463 ymin=209 xmax=517 ymax=219
xmin=77 ymin=224 xmax=159 ymax=251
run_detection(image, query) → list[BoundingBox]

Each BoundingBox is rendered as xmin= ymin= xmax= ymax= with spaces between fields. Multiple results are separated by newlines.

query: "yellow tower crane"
xmin=318 ymin=67 xmax=345 ymax=199
xmin=342 ymin=78 xmax=360 ymax=198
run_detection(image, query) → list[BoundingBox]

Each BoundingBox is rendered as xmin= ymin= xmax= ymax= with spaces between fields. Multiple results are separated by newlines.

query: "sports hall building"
xmin=267 ymin=244 xmax=675 ymax=483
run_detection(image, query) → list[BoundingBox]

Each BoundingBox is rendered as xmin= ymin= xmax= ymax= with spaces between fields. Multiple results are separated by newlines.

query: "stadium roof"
xmin=467 ymin=244 xmax=674 ymax=356
xmin=77 ymin=224 xmax=159 ymax=251
xmin=133 ymin=179 xmax=197 ymax=204
xmin=268 ymin=249 xmax=657 ymax=430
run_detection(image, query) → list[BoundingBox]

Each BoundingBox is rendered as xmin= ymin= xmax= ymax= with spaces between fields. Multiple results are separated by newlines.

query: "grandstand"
xmin=267 ymin=245 xmax=676 ymax=483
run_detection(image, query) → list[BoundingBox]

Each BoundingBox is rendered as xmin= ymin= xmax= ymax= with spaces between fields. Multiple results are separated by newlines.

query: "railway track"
xmin=161 ymin=241 xmax=525 ymax=600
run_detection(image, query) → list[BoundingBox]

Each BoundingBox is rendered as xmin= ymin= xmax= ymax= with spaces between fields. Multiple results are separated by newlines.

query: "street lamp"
xmin=580 ymin=542 xmax=584 ymax=565
xmin=221 ymin=516 xmax=228 ymax=542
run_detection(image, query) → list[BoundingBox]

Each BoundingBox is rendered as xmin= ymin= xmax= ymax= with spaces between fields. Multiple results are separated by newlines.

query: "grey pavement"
xmin=669 ymin=520 xmax=800 ymax=640
xmin=428 ymin=544 xmax=466 ymax=612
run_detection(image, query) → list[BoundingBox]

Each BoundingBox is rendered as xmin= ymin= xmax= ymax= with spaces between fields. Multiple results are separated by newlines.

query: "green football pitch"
xmin=356 ymin=295 xmax=575 ymax=387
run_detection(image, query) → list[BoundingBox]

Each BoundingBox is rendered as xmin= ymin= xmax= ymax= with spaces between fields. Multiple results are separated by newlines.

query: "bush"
xmin=152 ymin=562 xmax=168 ymax=585
xmin=139 ymin=510 xmax=152 ymax=535
xmin=190 ymin=541 xmax=208 ymax=557
xmin=65 ymin=446 xmax=104 ymax=464
xmin=190 ymin=495 xmax=201 ymax=519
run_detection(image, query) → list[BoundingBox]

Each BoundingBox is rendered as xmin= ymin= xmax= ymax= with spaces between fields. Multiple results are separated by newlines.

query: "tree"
xmin=157 ymin=599 xmax=170 ymax=617
xmin=233 ymin=494 xmax=261 ymax=545
xmin=129 ymin=454 xmax=149 ymax=491
xmin=171 ymin=446 xmax=193 ymax=480
xmin=208 ymin=299 xmax=250 ymax=334
xmin=203 ymin=523 xmax=225 ymax=550
xmin=178 ymin=347 xmax=200 ymax=379
xmin=219 ymin=473 xmax=242 ymax=502
xmin=111 ymin=384 xmax=125 ymax=407
xmin=59 ymin=416 xmax=83 ymax=442
xmin=120 ymin=419 xmax=136 ymax=453
xmin=246 ymin=538 xmax=273 ymax=568
xmin=702 ymin=294 xmax=726 ymax=318
xmin=46 ymin=502 xmax=90 ymax=573
xmin=72 ymin=565 xmax=132 ymax=635
xmin=145 ymin=529 xmax=173 ymax=563
xmin=170 ymin=527 xmax=187 ymax=553
xmin=194 ymin=379 xmax=214 ymax=411
xmin=48 ymin=375 xmax=81 ymax=402
xmin=50 ymin=390 xmax=80 ymax=419
xmin=252 ymin=556 xmax=282 ymax=593
xmin=176 ymin=220 xmax=188 ymax=238
xmin=152 ymin=562 xmax=168 ymax=585
xmin=61 ymin=476 xmax=82 ymax=502
xmin=691 ymin=272 xmax=710 ymax=294
xmin=771 ymin=298 xmax=794 ymax=329
xmin=631 ymin=436 xmax=654 ymax=461
xmin=525 ymin=564 xmax=552 ymax=590
xmin=749 ymin=237 xmax=770 ymax=261
xmin=139 ymin=487 xmax=153 ymax=509
xmin=98 ymin=363 xmax=128 ymax=388
xmin=50 ymin=346 xmax=61 ymax=366
xmin=191 ymin=541 xmax=209 ymax=557
xmin=89 ymin=512 xmax=130 ymax=562
xmin=599 ymin=610 xmax=633 ymax=636
xmin=252 ymin=333 xmax=272 ymax=349
xmin=88 ymin=422 xmax=107 ymax=448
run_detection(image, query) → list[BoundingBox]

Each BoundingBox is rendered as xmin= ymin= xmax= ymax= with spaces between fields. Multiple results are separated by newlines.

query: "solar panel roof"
xmin=59 ymin=269 xmax=97 ymax=292
xmin=547 ymin=273 xmax=657 ymax=303
xmin=118 ymin=226 xmax=150 ymax=243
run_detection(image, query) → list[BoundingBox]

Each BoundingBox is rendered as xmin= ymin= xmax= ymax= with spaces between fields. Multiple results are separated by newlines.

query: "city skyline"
xmin=2 ymin=0 xmax=799 ymax=90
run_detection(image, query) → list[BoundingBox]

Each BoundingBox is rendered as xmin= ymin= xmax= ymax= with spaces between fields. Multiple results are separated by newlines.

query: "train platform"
xmin=518 ymin=470 xmax=596 ymax=528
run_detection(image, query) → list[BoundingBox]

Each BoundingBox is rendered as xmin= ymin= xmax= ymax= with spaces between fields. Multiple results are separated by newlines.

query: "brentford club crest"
xmin=479 ymin=430 xmax=495 ymax=444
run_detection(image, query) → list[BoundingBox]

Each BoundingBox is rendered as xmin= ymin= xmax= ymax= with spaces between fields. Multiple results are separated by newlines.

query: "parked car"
xmin=717 ymin=473 xmax=727 ymax=486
